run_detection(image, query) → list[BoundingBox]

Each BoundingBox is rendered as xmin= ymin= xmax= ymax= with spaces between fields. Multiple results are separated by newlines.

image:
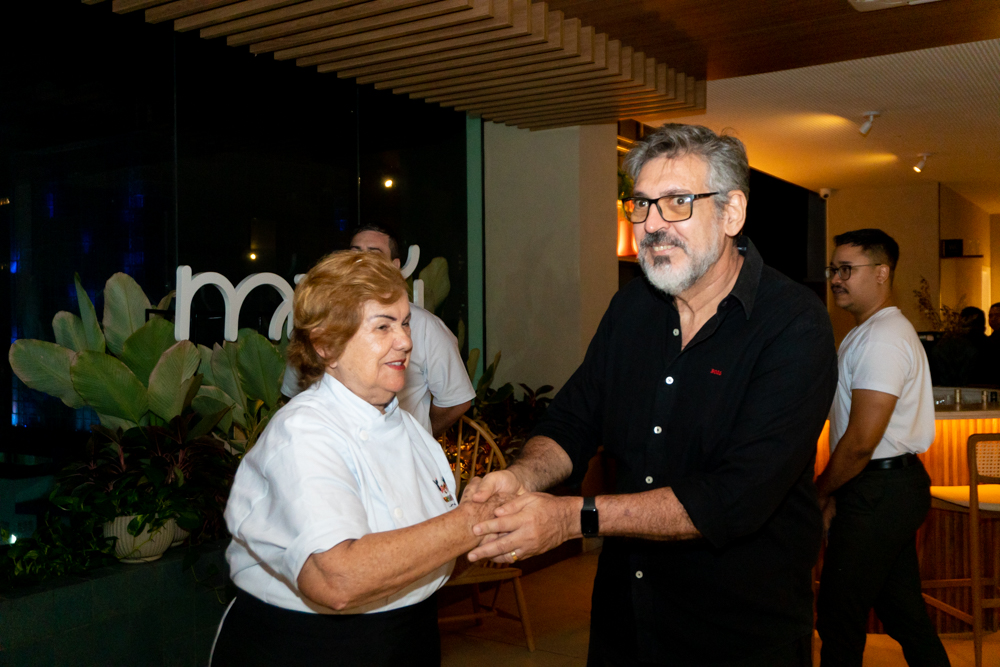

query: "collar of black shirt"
xmin=667 ymin=234 xmax=763 ymax=320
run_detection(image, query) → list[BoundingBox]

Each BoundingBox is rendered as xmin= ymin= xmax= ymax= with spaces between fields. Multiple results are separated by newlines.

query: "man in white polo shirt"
xmin=282 ymin=225 xmax=474 ymax=438
xmin=816 ymin=229 xmax=950 ymax=666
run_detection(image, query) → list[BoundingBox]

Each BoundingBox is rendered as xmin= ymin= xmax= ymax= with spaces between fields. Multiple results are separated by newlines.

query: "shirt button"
xmin=393 ymin=507 xmax=403 ymax=519
xmin=645 ymin=476 xmax=653 ymax=484
xmin=672 ymin=328 xmax=679 ymax=336
xmin=653 ymin=426 xmax=662 ymax=434
xmin=636 ymin=571 xmax=644 ymax=579
xmin=359 ymin=430 xmax=369 ymax=441
xmin=665 ymin=377 xmax=674 ymax=385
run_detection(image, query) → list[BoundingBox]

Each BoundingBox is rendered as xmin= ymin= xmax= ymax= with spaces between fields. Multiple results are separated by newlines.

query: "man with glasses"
xmin=816 ymin=229 xmax=950 ymax=666
xmin=466 ymin=124 xmax=837 ymax=666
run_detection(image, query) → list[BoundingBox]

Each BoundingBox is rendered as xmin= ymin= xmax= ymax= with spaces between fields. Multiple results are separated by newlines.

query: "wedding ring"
xmin=509 ymin=550 xmax=518 ymax=563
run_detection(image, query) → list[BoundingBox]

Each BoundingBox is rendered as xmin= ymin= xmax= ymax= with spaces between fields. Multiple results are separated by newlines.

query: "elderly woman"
xmin=211 ymin=252 xmax=498 ymax=666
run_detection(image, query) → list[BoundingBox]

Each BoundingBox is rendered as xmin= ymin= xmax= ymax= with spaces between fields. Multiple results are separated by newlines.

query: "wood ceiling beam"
xmin=264 ymin=0 xmax=492 ymax=58
xmin=400 ymin=30 xmax=616 ymax=96
xmin=174 ymin=0 xmax=353 ymax=32
xmin=374 ymin=20 xmax=589 ymax=90
xmin=450 ymin=52 xmax=656 ymax=111
xmin=113 ymin=0 xmax=173 ymax=11
xmin=349 ymin=9 xmax=564 ymax=84
xmin=200 ymin=0 xmax=440 ymax=40
xmin=308 ymin=0 xmax=539 ymax=71
xmin=146 ymin=0 xmax=243 ymax=24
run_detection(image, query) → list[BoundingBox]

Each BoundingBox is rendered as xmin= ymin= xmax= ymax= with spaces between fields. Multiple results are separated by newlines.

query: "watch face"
xmin=581 ymin=505 xmax=599 ymax=538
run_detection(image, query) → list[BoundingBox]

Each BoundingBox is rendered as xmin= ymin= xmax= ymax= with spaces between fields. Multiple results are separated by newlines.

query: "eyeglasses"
xmin=824 ymin=264 xmax=883 ymax=281
xmin=620 ymin=192 xmax=719 ymax=224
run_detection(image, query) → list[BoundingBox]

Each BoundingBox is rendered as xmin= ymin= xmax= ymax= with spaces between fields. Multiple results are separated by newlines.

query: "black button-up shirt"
xmin=533 ymin=238 xmax=837 ymax=665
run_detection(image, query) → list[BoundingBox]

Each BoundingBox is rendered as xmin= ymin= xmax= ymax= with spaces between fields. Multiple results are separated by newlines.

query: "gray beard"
xmin=638 ymin=228 xmax=726 ymax=296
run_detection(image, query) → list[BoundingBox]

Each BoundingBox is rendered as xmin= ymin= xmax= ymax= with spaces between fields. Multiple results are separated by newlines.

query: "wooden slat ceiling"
xmin=91 ymin=0 xmax=705 ymax=130
xmin=542 ymin=0 xmax=1000 ymax=81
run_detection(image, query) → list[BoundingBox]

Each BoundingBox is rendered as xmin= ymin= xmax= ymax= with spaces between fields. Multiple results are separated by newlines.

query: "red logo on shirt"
xmin=710 ymin=369 xmax=722 ymax=376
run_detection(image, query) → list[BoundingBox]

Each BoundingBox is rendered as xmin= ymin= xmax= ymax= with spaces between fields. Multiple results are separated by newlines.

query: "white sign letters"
xmin=174 ymin=245 xmax=423 ymax=342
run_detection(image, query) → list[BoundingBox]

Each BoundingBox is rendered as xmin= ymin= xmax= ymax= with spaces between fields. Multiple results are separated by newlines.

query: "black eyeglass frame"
xmin=824 ymin=263 xmax=884 ymax=281
xmin=620 ymin=192 xmax=720 ymax=224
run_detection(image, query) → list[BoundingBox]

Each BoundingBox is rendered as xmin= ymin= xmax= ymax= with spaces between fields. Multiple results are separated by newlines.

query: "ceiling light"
xmin=858 ymin=111 xmax=880 ymax=136
xmin=249 ymin=253 xmax=257 ymax=260
xmin=384 ymin=179 xmax=393 ymax=188
xmin=913 ymin=153 xmax=930 ymax=173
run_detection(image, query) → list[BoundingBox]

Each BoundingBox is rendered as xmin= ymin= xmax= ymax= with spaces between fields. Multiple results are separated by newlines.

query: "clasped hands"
xmin=459 ymin=470 xmax=579 ymax=565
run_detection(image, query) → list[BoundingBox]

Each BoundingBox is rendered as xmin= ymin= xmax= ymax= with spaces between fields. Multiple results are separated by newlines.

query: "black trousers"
xmin=816 ymin=461 xmax=950 ymax=667
xmin=211 ymin=590 xmax=441 ymax=667
xmin=587 ymin=630 xmax=813 ymax=667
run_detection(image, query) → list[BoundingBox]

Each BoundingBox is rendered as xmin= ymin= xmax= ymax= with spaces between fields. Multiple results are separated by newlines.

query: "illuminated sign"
xmin=174 ymin=246 xmax=423 ymax=342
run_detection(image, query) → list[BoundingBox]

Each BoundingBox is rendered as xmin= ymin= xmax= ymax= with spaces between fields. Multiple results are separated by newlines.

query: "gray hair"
xmin=622 ymin=124 xmax=749 ymax=214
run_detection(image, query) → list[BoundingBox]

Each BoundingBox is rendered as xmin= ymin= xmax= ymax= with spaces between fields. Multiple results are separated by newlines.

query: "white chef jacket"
xmin=829 ymin=306 xmax=935 ymax=460
xmin=225 ymin=373 xmax=459 ymax=614
xmin=281 ymin=304 xmax=475 ymax=434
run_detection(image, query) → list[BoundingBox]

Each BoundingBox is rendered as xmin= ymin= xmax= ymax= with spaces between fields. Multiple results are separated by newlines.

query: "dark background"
xmin=1 ymin=0 xmax=470 ymax=463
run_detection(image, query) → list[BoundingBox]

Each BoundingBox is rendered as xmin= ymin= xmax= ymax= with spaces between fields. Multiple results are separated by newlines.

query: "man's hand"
xmin=820 ymin=494 xmax=837 ymax=533
xmin=469 ymin=469 xmax=527 ymax=504
xmin=467 ymin=492 xmax=580 ymax=564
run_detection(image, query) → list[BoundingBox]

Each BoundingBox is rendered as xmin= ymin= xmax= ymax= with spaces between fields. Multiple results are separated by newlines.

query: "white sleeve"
xmin=422 ymin=314 xmax=476 ymax=408
xmin=227 ymin=413 xmax=371 ymax=589
xmin=851 ymin=339 xmax=910 ymax=398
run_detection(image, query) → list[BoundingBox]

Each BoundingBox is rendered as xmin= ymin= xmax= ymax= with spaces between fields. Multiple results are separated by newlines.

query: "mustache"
xmin=639 ymin=229 xmax=688 ymax=252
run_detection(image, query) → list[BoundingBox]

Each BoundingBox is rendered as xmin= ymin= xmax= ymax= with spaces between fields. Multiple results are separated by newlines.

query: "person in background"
xmin=282 ymin=225 xmax=474 ymax=438
xmin=212 ymin=252 xmax=503 ymax=667
xmin=467 ymin=123 xmax=837 ymax=666
xmin=817 ymin=228 xmax=950 ymax=667
xmin=930 ymin=306 xmax=995 ymax=387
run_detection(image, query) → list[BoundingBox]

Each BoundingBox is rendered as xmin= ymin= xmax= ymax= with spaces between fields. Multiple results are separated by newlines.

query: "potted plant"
xmin=9 ymin=271 xmax=285 ymax=564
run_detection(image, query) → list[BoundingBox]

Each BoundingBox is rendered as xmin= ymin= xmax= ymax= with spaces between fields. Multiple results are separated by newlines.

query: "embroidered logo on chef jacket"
xmin=434 ymin=478 xmax=456 ymax=506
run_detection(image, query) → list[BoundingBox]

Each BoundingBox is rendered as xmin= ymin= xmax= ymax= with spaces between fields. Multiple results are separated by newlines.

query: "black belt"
xmin=865 ymin=453 xmax=919 ymax=471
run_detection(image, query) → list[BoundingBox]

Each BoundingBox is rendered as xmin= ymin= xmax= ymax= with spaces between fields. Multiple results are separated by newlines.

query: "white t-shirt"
xmin=281 ymin=304 xmax=475 ymax=434
xmin=829 ymin=306 xmax=935 ymax=460
xmin=225 ymin=373 xmax=459 ymax=614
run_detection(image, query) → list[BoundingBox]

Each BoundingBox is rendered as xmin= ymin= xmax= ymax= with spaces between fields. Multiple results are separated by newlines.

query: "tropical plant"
xmin=913 ymin=276 xmax=966 ymax=336
xmin=0 ymin=518 xmax=117 ymax=591
xmin=466 ymin=351 xmax=554 ymax=463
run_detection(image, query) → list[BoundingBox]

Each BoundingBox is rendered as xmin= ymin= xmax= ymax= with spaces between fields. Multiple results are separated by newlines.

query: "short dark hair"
xmin=990 ymin=303 xmax=1000 ymax=311
xmin=833 ymin=228 xmax=899 ymax=282
xmin=960 ymin=307 xmax=986 ymax=335
xmin=350 ymin=224 xmax=401 ymax=261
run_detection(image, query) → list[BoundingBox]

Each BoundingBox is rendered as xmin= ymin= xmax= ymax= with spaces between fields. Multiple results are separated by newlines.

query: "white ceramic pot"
xmin=103 ymin=516 xmax=175 ymax=563
xmin=170 ymin=524 xmax=191 ymax=548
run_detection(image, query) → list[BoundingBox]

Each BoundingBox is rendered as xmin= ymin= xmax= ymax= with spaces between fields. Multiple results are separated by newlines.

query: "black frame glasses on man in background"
xmin=824 ymin=264 xmax=883 ymax=281
xmin=620 ymin=192 xmax=719 ymax=224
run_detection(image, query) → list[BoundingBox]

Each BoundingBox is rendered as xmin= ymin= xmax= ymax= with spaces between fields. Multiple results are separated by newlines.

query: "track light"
xmin=858 ymin=111 xmax=880 ymax=136
xmin=913 ymin=153 xmax=930 ymax=173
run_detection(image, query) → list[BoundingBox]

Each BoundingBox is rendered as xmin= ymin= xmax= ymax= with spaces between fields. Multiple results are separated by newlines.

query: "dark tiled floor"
xmin=440 ymin=545 xmax=1000 ymax=667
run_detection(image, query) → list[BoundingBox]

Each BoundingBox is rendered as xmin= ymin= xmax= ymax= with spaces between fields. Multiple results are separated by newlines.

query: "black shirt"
xmin=532 ymin=238 xmax=837 ymax=665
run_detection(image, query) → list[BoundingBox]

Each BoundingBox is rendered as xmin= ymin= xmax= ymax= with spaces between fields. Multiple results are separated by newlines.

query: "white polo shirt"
xmin=829 ymin=306 xmax=935 ymax=460
xmin=225 ymin=373 xmax=459 ymax=614
xmin=281 ymin=304 xmax=475 ymax=434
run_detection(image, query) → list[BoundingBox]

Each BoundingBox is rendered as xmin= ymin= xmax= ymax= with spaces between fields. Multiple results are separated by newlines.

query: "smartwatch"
xmin=581 ymin=496 xmax=599 ymax=538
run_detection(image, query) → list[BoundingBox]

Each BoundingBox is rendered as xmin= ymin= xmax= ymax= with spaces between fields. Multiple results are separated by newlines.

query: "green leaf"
xmin=456 ymin=318 xmax=466 ymax=351
xmin=189 ymin=403 xmax=232 ymax=439
xmin=147 ymin=341 xmax=201 ymax=422
xmin=211 ymin=343 xmax=247 ymax=417
xmin=9 ymin=340 xmax=86 ymax=409
xmin=70 ymin=351 xmax=148 ymax=425
xmin=419 ymin=257 xmax=451 ymax=315
xmin=102 ymin=273 xmax=152 ymax=356
xmin=52 ymin=311 xmax=88 ymax=353
xmin=465 ymin=348 xmax=480 ymax=383
xmin=196 ymin=385 xmax=244 ymax=430
xmin=236 ymin=328 xmax=285 ymax=410
xmin=120 ymin=318 xmax=176 ymax=386
xmin=74 ymin=273 xmax=105 ymax=353
xmin=197 ymin=344 xmax=215 ymax=386
xmin=156 ymin=291 xmax=175 ymax=312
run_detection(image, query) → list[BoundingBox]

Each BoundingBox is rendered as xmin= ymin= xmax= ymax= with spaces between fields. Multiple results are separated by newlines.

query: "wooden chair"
xmin=437 ymin=416 xmax=536 ymax=652
xmin=924 ymin=433 xmax=1000 ymax=667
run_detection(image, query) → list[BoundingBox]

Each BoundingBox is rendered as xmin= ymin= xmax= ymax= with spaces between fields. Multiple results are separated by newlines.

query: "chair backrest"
xmin=968 ymin=434 xmax=1000 ymax=485
xmin=442 ymin=416 xmax=507 ymax=498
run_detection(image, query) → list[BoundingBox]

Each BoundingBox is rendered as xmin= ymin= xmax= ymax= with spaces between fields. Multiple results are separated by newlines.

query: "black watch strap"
xmin=581 ymin=496 xmax=599 ymax=538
